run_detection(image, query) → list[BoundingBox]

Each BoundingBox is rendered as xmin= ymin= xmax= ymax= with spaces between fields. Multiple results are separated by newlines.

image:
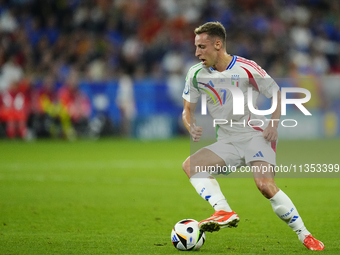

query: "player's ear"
xmin=214 ymin=40 xmax=222 ymax=50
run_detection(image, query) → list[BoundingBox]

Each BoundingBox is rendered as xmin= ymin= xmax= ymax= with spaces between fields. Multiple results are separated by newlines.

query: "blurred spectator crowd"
xmin=0 ymin=0 xmax=340 ymax=139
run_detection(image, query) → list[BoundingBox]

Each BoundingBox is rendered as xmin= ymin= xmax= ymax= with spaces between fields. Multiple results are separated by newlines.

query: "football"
xmin=171 ymin=219 xmax=206 ymax=251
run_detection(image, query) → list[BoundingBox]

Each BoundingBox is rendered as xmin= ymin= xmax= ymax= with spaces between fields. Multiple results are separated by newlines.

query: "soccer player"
xmin=182 ymin=21 xmax=324 ymax=251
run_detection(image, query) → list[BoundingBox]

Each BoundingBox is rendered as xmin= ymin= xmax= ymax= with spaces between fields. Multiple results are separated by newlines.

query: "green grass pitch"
xmin=0 ymin=137 xmax=339 ymax=254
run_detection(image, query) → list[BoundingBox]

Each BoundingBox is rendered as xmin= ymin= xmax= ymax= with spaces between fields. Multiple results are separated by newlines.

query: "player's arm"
xmin=182 ymin=99 xmax=203 ymax=142
xmin=263 ymin=89 xmax=281 ymax=142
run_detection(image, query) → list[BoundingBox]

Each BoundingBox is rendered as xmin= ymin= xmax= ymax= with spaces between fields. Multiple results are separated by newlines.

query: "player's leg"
xmin=251 ymin=162 xmax=324 ymax=250
xmin=247 ymin=136 xmax=324 ymax=250
xmin=251 ymin=161 xmax=279 ymax=198
xmin=269 ymin=187 xmax=325 ymax=250
xmin=183 ymin=142 xmax=240 ymax=232
xmin=183 ymin=147 xmax=226 ymax=178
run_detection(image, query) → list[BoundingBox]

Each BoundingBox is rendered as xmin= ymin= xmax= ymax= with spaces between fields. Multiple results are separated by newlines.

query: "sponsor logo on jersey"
xmin=253 ymin=151 xmax=264 ymax=158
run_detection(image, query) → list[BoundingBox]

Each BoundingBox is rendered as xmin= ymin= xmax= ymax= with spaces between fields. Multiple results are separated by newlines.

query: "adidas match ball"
xmin=171 ymin=219 xmax=206 ymax=251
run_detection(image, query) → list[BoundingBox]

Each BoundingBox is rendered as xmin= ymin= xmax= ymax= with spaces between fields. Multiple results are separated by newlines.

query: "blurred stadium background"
xmin=0 ymin=0 xmax=339 ymax=140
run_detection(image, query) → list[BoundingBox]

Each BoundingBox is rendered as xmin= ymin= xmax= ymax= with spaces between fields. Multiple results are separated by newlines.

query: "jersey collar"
xmin=209 ymin=55 xmax=237 ymax=72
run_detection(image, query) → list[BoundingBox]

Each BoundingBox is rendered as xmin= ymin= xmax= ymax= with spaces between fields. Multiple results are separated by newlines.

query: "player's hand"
xmin=263 ymin=125 xmax=278 ymax=142
xmin=190 ymin=124 xmax=203 ymax=142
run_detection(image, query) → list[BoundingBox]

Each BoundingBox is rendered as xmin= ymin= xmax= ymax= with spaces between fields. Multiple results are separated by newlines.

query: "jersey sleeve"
xmin=239 ymin=59 xmax=279 ymax=98
xmin=252 ymin=70 xmax=280 ymax=98
xmin=182 ymin=67 xmax=201 ymax=103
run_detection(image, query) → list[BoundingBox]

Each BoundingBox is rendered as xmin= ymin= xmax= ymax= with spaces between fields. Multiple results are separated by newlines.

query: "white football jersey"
xmin=182 ymin=55 xmax=280 ymax=143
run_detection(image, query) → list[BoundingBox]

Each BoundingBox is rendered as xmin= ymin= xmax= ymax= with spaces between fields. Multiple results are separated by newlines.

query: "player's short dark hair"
xmin=194 ymin=22 xmax=227 ymax=48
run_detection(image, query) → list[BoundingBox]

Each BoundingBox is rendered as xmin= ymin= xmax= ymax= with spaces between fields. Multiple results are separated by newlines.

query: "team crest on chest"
xmin=231 ymin=75 xmax=239 ymax=87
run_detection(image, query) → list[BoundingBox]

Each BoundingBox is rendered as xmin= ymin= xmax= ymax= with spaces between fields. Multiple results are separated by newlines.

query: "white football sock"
xmin=269 ymin=189 xmax=310 ymax=242
xmin=190 ymin=171 xmax=232 ymax=212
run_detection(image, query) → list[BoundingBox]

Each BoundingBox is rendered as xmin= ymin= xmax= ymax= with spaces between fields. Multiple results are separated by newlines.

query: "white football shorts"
xmin=205 ymin=136 xmax=277 ymax=169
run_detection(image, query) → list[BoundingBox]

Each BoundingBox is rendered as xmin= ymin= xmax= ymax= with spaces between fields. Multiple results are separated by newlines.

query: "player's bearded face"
xmin=195 ymin=33 xmax=217 ymax=68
